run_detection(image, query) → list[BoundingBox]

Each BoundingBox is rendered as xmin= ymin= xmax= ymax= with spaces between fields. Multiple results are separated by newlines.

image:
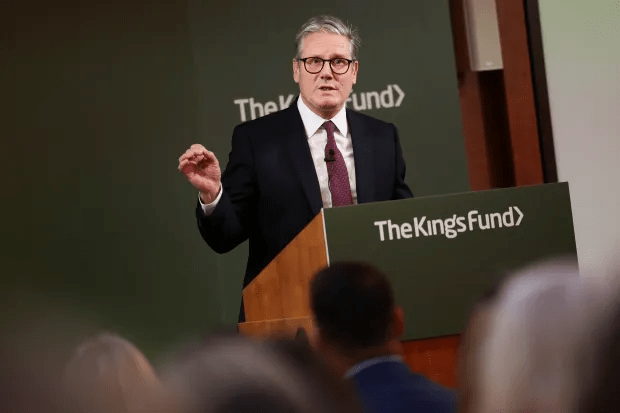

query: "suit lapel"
xmin=348 ymin=109 xmax=375 ymax=203
xmin=282 ymin=104 xmax=323 ymax=215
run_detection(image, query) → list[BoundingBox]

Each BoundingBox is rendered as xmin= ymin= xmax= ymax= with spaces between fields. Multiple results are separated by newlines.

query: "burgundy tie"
xmin=323 ymin=120 xmax=352 ymax=206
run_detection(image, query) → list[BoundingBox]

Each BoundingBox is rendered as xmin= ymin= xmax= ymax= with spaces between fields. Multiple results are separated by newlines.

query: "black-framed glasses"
xmin=297 ymin=57 xmax=354 ymax=75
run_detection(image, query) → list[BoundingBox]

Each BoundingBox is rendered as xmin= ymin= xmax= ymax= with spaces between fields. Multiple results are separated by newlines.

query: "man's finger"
xmin=178 ymin=159 xmax=194 ymax=171
xmin=180 ymin=154 xmax=214 ymax=171
xmin=202 ymin=150 xmax=219 ymax=165
xmin=179 ymin=147 xmax=200 ymax=161
xmin=190 ymin=143 xmax=208 ymax=154
xmin=179 ymin=151 xmax=194 ymax=163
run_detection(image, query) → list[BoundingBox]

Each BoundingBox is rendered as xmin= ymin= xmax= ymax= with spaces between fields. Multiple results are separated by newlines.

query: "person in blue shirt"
xmin=309 ymin=262 xmax=457 ymax=413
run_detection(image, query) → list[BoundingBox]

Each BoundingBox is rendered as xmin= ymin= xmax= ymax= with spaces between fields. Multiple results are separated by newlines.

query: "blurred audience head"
xmin=309 ymin=262 xmax=404 ymax=372
xmin=581 ymin=285 xmax=620 ymax=412
xmin=63 ymin=333 xmax=161 ymax=413
xmin=458 ymin=282 xmax=502 ymax=413
xmin=471 ymin=261 xmax=620 ymax=413
xmin=165 ymin=333 xmax=361 ymax=413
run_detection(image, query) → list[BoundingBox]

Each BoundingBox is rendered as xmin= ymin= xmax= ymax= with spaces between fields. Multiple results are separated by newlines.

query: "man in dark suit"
xmin=178 ymin=16 xmax=412 ymax=295
xmin=309 ymin=262 xmax=456 ymax=413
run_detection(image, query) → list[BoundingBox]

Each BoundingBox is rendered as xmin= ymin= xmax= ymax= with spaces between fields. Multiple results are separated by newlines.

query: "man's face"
xmin=293 ymin=32 xmax=358 ymax=119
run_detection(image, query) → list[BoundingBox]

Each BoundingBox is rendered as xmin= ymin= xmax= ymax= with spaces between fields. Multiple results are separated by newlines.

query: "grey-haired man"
xmin=178 ymin=16 xmax=412 ymax=318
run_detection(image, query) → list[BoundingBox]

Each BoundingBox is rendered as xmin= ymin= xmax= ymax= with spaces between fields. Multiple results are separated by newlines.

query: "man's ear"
xmin=293 ymin=59 xmax=300 ymax=84
xmin=392 ymin=306 xmax=405 ymax=338
xmin=351 ymin=60 xmax=359 ymax=85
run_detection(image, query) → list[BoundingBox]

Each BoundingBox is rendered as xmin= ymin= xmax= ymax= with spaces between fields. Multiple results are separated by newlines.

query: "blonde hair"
xmin=63 ymin=333 xmax=161 ymax=413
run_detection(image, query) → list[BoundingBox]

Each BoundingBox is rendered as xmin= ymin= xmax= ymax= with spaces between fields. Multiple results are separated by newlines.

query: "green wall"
xmin=4 ymin=0 xmax=224 ymax=356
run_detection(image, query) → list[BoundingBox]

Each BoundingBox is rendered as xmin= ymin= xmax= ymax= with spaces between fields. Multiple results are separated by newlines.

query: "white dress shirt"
xmin=297 ymin=97 xmax=357 ymax=208
xmin=200 ymin=98 xmax=357 ymax=214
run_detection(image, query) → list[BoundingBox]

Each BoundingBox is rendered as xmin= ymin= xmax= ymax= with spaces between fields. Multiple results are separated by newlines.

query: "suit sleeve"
xmin=195 ymin=125 xmax=257 ymax=254
xmin=392 ymin=125 xmax=414 ymax=199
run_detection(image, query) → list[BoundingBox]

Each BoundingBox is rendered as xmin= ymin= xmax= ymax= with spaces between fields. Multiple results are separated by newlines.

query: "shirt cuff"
xmin=198 ymin=188 xmax=223 ymax=216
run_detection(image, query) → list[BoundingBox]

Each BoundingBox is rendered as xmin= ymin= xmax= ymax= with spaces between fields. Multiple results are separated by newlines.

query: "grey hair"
xmin=164 ymin=335 xmax=362 ymax=413
xmin=474 ymin=261 xmax=620 ymax=413
xmin=295 ymin=15 xmax=361 ymax=60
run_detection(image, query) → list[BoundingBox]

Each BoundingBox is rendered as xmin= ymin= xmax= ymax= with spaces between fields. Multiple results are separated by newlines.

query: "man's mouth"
xmin=319 ymin=86 xmax=336 ymax=91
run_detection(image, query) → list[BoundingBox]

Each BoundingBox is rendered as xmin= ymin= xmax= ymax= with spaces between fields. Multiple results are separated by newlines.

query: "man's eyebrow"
xmin=301 ymin=52 xmax=352 ymax=60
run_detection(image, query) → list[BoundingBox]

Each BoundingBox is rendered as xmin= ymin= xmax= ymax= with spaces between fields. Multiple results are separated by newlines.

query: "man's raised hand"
xmin=178 ymin=144 xmax=221 ymax=204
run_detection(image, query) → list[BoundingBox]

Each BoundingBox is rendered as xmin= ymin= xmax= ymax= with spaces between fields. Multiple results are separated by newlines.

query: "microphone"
xmin=324 ymin=149 xmax=336 ymax=163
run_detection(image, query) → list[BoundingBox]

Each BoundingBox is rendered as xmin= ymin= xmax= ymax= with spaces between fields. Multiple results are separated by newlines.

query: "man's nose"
xmin=319 ymin=62 xmax=334 ymax=78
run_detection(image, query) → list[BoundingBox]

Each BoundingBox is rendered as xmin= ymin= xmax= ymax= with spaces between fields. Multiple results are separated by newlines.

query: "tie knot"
xmin=323 ymin=120 xmax=336 ymax=136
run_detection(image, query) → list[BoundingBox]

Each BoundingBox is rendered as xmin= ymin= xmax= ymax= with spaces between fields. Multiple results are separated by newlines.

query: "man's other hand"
xmin=178 ymin=144 xmax=221 ymax=204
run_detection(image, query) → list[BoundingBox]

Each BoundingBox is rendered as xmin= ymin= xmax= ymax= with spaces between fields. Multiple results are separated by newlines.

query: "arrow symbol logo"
xmin=393 ymin=84 xmax=405 ymax=107
xmin=514 ymin=206 xmax=524 ymax=226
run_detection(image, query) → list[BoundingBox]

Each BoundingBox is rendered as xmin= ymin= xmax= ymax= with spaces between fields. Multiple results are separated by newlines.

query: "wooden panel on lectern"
xmin=238 ymin=317 xmax=313 ymax=339
xmin=243 ymin=212 xmax=328 ymax=322
xmin=402 ymin=335 xmax=460 ymax=388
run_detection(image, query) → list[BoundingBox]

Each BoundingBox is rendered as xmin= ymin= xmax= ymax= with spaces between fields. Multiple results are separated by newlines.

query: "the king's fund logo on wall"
xmin=233 ymin=84 xmax=406 ymax=122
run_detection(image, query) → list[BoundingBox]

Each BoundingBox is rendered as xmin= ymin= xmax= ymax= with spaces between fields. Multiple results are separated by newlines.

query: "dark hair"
xmin=166 ymin=334 xmax=361 ymax=413
xmin=310 ymin=262 xmax=394 ymax=349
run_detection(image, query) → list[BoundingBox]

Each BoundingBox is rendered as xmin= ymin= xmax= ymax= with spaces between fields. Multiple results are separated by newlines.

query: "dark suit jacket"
xmin=350 ymin=359 xmax=457 ymax=413
xmin=196 ymin=102 xmax=412 ymax=290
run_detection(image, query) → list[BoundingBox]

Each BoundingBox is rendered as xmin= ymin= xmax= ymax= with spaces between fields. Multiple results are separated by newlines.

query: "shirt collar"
xmin=297 ymin=97 xmax=348 ymax=138
xmin=343 ymin=355 xmax=404 ymax=379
